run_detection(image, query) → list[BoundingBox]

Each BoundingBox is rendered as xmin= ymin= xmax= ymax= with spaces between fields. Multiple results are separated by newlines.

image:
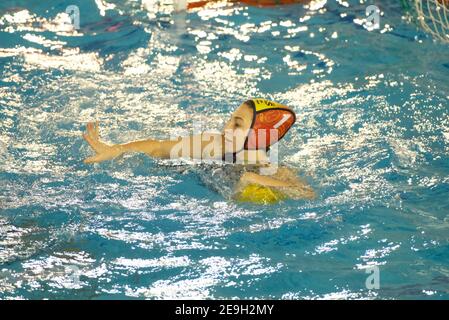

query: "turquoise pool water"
xmin=1 ymin=0 xmax=448 ymax=299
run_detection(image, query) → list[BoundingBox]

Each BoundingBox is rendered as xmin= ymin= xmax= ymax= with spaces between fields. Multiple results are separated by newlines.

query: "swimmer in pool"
xmin=82 ymin=99 xmax=315 ymax=203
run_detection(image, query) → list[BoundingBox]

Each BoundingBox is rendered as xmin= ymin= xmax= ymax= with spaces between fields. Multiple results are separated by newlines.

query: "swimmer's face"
xmin=222 ymin=103 xmax=253 ymax=153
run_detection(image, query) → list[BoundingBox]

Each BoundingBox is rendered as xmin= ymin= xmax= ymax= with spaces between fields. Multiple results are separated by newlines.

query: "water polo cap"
xmin=243 ymin=99 xmax=296 ymax=151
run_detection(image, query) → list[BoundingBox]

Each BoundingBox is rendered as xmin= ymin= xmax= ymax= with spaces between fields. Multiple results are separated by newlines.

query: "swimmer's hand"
xmin=83 ymin=122 xmax=123 ymax=164
xmin=271 ymin=167 xmax=316 ymax=200
xmin=239 ymin=172 xmax=296 ymax=188
xmin=238 ymin=168 xmax=316 ymax=200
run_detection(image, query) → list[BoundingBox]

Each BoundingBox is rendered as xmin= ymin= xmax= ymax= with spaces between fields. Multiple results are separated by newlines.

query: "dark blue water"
xmin=1 ymin=0 xmax=448 ymax=299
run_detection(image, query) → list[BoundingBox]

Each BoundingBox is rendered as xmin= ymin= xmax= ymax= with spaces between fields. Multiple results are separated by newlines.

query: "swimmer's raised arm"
xmin=82 ymin=122 xmax=224 ymax=164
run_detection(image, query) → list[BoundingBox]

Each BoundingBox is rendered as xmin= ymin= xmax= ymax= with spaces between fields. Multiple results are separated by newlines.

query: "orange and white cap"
xmin=244 ymin=99 xmax=296 ymax=150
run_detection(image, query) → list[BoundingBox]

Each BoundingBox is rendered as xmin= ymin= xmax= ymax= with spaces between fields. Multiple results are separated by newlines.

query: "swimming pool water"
xmin=1 ymin=0 xmax=448 ymax=299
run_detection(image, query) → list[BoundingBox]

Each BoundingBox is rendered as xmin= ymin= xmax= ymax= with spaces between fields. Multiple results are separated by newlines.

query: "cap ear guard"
xmin=243 ymin=99 xmax=296 ymax=150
